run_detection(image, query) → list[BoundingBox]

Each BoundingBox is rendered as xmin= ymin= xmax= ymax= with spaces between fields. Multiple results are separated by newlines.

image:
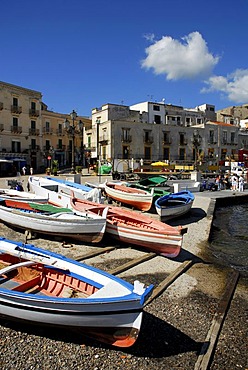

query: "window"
xmin=13 ymin=97 xmax=18 ymax=107
xmin=231 ymin=132 xmax=235 ymax=144
xmin=123 ymin=145 xmax=129 ymax=159
xmin=31 ymin=139 xmax=36 ymax=150
xmin=144 ymin=146 xmax=151 ymax=160
xmin=58 ymin=139 xmax=63 ymax=149
xmin=122 ymin=128 xmax=130 ymax=141
xmin=179 ymin=133 xmax=185 ymax=145
xmin=31 ymin=120 xmax=36 ymax=130
xmin=87 ymin=136 xmax=91 ymax=148
xmin=58 ymin=123 xmax=63 ymax=134
xmin=154 ymin=115 xmax=161 ymax=124
xmin=163 ymin=132 xmax=170 ymax=144
xmin=31 ymin=102 xmax=36 ymax=110
xmin=209 ymin=130 xmax=214 ymax=144
xmin=12 ymin=141 xmax=21 ymax=153
xmin=45 ymin=121 xmax=50 ymax=132
xmin=153 ymin=105 xmax=160 ymax=111
xmin=163 ymin=147 xmax=170 ymax=160
xmin=45 ymin=140 xmax=50 ymax=150
xmin=13 ymin=117 xmax=18 ymax=127
xmin=179 ymin=148 xmax=185 ymax=160
xmin=102 ymin=146 xmax=107 ymax=160
xmin=222 ymin=131 xmax=227 ymax=144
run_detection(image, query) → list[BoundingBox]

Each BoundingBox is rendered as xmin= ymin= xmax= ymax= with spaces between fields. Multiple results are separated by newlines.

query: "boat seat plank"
xmin=0 ymin=261 xmax=35 ymax=276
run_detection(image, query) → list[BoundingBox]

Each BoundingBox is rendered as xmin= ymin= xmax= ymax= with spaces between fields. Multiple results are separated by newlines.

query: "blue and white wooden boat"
xmin=28 ymin=176 xmax=102 ymax=207
xmin=0 ymin=237 xmax=153 ymax=347
xmin=155 ymin=190 xmax=195 ymax=220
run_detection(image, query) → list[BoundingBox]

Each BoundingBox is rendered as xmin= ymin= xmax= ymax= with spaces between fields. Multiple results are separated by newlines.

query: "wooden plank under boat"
xmin=0 ymin=199 xmax=107 ymax=243
xmin=104 ymin=182 xmax=153 ymax=212
xmin=155 ymin=190 xmax=195 ymax=220
xmin=0 ymin=237 xmax=153 ymax=347
xmin=70 ymin=196 xmax=185 ymax=258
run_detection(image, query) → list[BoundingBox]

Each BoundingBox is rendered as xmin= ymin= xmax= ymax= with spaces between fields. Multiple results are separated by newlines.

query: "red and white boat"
xmin=70 ymin=196 xmax=185 ymax=258
xmin=103 ymin=182 xmax=153 ymax=212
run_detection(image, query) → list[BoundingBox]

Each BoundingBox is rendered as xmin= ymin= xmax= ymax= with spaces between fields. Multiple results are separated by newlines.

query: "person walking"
xmin=22 ymin=166 xmax=26 ymax=176
xmin=238 ymin=174 xmax=244 ymax=192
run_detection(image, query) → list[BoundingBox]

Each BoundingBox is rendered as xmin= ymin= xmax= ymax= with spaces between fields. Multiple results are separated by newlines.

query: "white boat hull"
xmin=0 ymin=205 xmax=107 ymax=243
xmin=0 ymin=238 xmax=153 ymax=347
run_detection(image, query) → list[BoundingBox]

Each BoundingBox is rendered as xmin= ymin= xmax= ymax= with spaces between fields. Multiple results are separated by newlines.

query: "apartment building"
xmin=90 ymin=101 xmax=239 ymax=171
xmin=0 ymin=81 xmax=89 ymax=174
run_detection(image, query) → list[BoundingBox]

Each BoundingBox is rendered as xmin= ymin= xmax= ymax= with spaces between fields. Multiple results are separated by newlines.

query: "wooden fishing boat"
xmin=0 ymin=199 xmax=107 ymax=243
xmin=0 ymin=188 xmax=48 ymax=202
xmin=70 ymin=196 xmax=185 ymax=257
xmin=104 ymin=182 xmax=153 ymax=212
xmin=28 ymin=176 xmax=102 ymax=208
xmin=155 ymin=190 xmax=195 ymax=220
xmin=0 ymin=237 xmax=153 ymax=347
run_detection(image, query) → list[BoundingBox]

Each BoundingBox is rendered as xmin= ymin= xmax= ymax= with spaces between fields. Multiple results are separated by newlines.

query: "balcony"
xmin=43 ymin=127 xmax=53 ymax=135
xmin=29 ymin=109 xmax=40 ymax=117
xmin=179 ymin=139 xmax=187 ymax=145
xmin=0 ymin=124 xmax=4 ymax=132
xmin=29 ymin=128 xmax=40 ymax=136
xmin=11 ymin=105 xmax=22 ymax=114
xmin=56 ymin=144 xmax=66 ymax=151
xmin=11 ymin=126 xmax=22 ymax=134
xmin=121 ymin=134 xmax=132 ymax=143
xmin=162 ymin=139 xmax=171 ymax=145
xmin=99 ymin=135 xmax=109 ymax=144
xmin=29 ymin=145 xmax=40 ymax=151
xmin=56 ymin=129 xmax=64 ymax=136
xmin=144 ymin=136 xmax=154 ymax=144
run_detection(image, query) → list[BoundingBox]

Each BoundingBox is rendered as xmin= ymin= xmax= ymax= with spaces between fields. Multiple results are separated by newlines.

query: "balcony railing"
xmin=29 ymin=145 xmax=40 ymax=151
xmin=99 ymin=135 xmax=109 ymax=143
xmin=179 ymin=139 xmax=187 ymax=145
xmin=56 ymin=129 xmax=64 ymax=136
xmin=29 ymin=109 xmax=40 ymax=117
xmin=11 ymin=126 xmax=22 ymax=133
xmin=56 ymin=144 xmax=66 ymax=150
xmin=43 ymin=127 xmax=53 ymax=134
xmin=29 ymin=128 xmax=40 ymax=136
xmin=162 ymin=139 xmax=171 ymax=145
xmin=144 ymin=136 xmax=154 ymax=144
xmin=121 ymin=134 xmax=132 ymax=143
xmin=11 ymin=105 xmax=22 ymax=114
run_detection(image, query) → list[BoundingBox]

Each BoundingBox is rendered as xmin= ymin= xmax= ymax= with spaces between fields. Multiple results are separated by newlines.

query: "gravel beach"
xmin=0 ymin=174 xmax=247 ymax=370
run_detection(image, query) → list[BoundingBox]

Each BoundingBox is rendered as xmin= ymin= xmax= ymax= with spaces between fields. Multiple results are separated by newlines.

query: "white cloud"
xmin=202 ymin=69 xmax=248 ymax=103
xmin=141 ymin=31 xmax=219 ymax=80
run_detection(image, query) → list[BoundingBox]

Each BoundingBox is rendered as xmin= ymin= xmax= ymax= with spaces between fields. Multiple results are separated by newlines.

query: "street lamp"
xmin=191 ymin=129 xmax=202 ymax=171
xmin=64 ymin=110 xmax=83 ymax=174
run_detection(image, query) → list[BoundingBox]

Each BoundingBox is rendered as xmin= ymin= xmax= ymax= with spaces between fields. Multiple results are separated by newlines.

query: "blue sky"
xmin=1 ymin=0 xmax=248 ymax=117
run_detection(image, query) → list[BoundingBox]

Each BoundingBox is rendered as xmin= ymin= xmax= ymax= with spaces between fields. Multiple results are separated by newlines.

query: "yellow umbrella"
xmin=151 ymin=161 xmax=169 ymax=167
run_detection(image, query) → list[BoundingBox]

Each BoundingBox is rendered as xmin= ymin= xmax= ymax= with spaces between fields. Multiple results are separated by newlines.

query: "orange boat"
xmin=70 ymin=196 xmax=185 ymax=258
xmin=103 ymin=182 xmax=153 ymax=211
